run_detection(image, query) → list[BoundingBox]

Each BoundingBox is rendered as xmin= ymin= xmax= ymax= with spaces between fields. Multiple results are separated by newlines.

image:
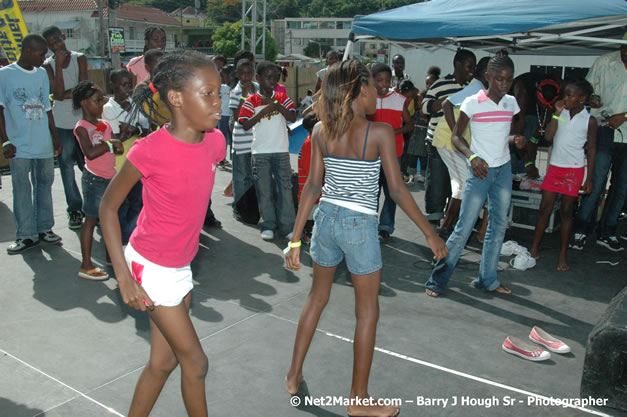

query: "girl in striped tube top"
xmin=284 ymin=59 xmax=447 ymax=417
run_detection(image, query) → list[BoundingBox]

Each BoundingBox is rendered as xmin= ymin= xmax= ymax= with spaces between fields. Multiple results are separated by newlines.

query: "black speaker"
xmin=581 ymin=285 xmax=627 ymax=411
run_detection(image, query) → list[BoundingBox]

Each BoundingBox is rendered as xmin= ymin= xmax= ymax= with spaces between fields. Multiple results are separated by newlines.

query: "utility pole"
xmin=109 ymin=0 xmax=120 ymax=69
xmin=98 ymin=0 xmax=105 ymax=57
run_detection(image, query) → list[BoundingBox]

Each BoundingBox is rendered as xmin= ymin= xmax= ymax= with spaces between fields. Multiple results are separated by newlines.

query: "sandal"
xmin=425 ymin=288 xmax=440 ymax=297
xmin=493 ymin=284 xmax=512 ymax=295
xmin=78 ymin=268 xmax=109 ymax=281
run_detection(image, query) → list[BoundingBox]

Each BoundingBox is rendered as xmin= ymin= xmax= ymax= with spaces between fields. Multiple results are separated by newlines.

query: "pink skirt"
xmin=541 ymin=165 xmax=585 ymax=197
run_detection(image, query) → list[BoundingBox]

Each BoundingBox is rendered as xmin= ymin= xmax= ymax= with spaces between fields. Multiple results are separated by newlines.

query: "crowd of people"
xmin=0 ymin=23 xmax=625 ymax=417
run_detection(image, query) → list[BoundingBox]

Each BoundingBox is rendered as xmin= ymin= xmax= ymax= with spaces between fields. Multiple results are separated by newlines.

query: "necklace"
xmin=536 ymin=103 xmax=548 ymax=136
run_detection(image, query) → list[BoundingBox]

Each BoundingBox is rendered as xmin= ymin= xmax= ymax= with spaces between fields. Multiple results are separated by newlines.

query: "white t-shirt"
xmin=300 ymin=96 xmax=313 ymax=108
xmin=102 ymin=98 xmax=148 ymax=134
xmin=460 ymin=89 xmax=520 ymax=168
xmin=550 ymin=109 xmax=591 ymax=168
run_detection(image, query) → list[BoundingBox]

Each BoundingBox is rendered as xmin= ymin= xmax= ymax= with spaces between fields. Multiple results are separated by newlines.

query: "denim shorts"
xmin=309 ymin=201 xmax=382 ymax=275
xmin=81 ymin=170 xmax=111 ymax=218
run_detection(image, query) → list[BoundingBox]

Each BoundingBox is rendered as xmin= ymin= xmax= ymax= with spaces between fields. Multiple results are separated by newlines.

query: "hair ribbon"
xmin=149 ymin=82 xmax=157 ymax=94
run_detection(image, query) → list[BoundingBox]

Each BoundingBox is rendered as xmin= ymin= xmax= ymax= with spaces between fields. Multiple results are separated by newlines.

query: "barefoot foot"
xmin=529 ymin=249 xmax=540 ymax=260
xmin=285 ymin=373 xmax=303 ymax=395
xmin=557 ymin=261 xmax=570 ymax=271
xmin=347 ymin=401 xmax=400 ymax=417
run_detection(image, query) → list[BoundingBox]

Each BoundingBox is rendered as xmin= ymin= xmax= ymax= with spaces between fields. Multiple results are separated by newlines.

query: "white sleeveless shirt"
xmin=45 ymin=51 xmax=83 ymax=129
xmin=550 ymin=108 xmax=591 ymax=168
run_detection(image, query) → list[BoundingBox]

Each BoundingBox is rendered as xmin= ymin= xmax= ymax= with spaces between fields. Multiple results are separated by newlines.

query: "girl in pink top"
xmin=100 ymin=51 xmax=225 ymax=417
xmin=72 ymin=81 xmax=123 ymax=281
xmin=127 ymin=27 xmax=166 ymax=85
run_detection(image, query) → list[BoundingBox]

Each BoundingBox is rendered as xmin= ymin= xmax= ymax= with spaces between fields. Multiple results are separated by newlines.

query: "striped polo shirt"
xmin=229 ymin=81 xmax=258 ymax=154
xmin=460 ymin=89 xmax=520 ymax=168
xmin=421 ymin=74 xmax=466 ymax=142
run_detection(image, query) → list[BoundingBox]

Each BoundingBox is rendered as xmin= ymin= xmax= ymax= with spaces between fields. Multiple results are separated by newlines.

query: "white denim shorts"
xmin=124 ymin=244 xmax=193 ymax=307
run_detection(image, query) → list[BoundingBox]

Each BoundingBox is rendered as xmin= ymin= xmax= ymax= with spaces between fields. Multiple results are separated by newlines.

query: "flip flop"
xmin=425 ymin=288 xmax=440 ymax=297
xmin=493 ymin=284 xmax=512 ymax=295
xmin=78 ymin=268 xmax=109 ymax=281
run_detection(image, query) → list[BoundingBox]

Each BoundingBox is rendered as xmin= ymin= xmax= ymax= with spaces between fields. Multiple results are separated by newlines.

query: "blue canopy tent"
xmin=349 ymin=0 xmax=627 ymax=56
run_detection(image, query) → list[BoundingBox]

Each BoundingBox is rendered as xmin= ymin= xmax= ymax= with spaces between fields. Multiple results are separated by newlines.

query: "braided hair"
xmin=128 ymin=50 xmax=217 ymax=127
xmin=487 ymin=49 xmax=514 ymax=74
xmin=72 ymin=80 xmax=101 ymax=110
xmin=316 ymin=58 xmax=370 ymax=141
xmin=143 ymin=27 xmax=166 ymax=53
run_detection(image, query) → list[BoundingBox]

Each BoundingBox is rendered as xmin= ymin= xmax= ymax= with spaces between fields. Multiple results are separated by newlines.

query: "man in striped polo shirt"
xmin=421 ymin=50 xmax=476 ymax=225
xmin=230 ymin=58 xmax=258 ymax=219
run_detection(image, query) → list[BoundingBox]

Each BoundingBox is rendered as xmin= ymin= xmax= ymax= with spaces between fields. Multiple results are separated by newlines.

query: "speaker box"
xmin=581 ymin=285 xmax=627 ymax=411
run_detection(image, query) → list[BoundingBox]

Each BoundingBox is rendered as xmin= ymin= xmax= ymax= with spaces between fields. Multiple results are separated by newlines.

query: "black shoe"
xmin=569 ymin=233 xmax=586 ymax=250
xmin=204 ymin=216 xmax=222 ymax=228
xmin=39 ymin=231 xmax=62 ymax=244
xmin=596 ymin=236 xmax=624 ymax=252
xmin=7 ymin=238 xmax=39 ymax=254
xmin=378 ymin=230 xmax=390 ymax=242
xmin=68 ymin=211 xmax=83 ymax=230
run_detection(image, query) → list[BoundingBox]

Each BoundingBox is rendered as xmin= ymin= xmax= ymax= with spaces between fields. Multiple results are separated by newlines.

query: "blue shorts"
xmin=310 ymin=201 xmax=382 ymax=275
xmin=81 ymin=170 xmax=110 ymax=218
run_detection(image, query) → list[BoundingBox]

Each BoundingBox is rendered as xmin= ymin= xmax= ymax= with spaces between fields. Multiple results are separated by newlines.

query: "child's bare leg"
xmin=558 ymin=195 xmax=577 ymax=271
xmin=129 ymin=292 xmax=209 ymax=417
xmin=223 ymin=181 xmax=232 ymax=195
xmin=286 ymin=263 xmax=336 ymax=394
xmin=127 ymin=300 xmax=183 ymax=417
xmin=441 ymin=198 xmax=461 ymax=229
xmin=530 ymin=191 xmax=558 ymax=260
xmin=80 ymin=216 xmax=98 ymax=271
xmin=348 ymin=270 xmax=399 ymax=417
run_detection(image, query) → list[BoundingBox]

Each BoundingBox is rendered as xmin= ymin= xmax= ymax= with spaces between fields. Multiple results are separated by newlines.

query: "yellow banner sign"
xmin=0 ymin=0 xmax=29 ymax=62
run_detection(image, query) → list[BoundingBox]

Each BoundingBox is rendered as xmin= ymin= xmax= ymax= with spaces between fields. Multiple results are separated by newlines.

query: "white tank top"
xmin=46 ymin=51 xmax=83 ymax=129
xmin=550 ymin=108 xmax=591 ymax=168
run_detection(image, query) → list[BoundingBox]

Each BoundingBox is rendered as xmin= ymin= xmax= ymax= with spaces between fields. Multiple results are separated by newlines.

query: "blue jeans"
xmin=310 ymin=202 xmax=382 ymax=275
xmin=232 ymin=151 xmax=254 ymax=208
xmin=57 ymin=127 xmax=84 ymax=213
xmin=9 ymin=157 xmax=55 ymax=240
xmin=425 ymin=141 xmax=451 ymax=218
xmin=574 ymin=127 xmax=627 ymax=237
xmin=118 ymin=181 xmax=143 ymax=245
xmin=218 ymin=116 xmax=232 ymax=158
xmin=426 ymin=161 xmax=512 ymax=293
xmin=378 ymin=157 xmax=401 ymax=233
xmin=252 ymin=152 xmax=295 ymax=235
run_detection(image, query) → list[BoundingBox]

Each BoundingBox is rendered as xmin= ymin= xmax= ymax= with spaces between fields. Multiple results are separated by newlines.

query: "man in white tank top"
xmin=43 ymin=26 xmax=88 ymax=230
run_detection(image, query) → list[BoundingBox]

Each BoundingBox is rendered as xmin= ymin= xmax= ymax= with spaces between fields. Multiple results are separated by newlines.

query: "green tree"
xmin=212 ymin=21 xmax=278 ymax=62
xmin=302 ymin=39 xmax=332 ymax=60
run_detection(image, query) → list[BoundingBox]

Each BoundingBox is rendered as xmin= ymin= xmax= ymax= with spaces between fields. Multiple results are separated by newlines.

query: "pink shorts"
xmin=541 ymin=165 xmax=585 ymax=197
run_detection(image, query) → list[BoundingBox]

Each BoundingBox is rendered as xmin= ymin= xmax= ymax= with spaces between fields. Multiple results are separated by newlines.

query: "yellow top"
xmin=433 ymin=107 xmax=471 ymax=150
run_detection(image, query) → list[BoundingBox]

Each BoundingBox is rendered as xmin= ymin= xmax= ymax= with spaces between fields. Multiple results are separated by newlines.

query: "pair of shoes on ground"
xmin=7 ymin=231 xmax=62 ymax=255
xmin=261 ymin=230 xmax=293 ymax=241
xmin=570 ymin=233 xmax=624 ymax=252
xmin=501 ymin=241 xmax=536 ymax=271
xmin=502 ymin=326 xmax=570 ymax=362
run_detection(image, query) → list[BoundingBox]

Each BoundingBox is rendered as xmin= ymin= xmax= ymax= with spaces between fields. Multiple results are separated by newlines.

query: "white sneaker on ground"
xmin=510 ymin=252 xmax=536 ymax=271
xmin=260 ymin=230 xmax=274 ymax=240
xmin=500 ymin=240 xmax=527 ymax=256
